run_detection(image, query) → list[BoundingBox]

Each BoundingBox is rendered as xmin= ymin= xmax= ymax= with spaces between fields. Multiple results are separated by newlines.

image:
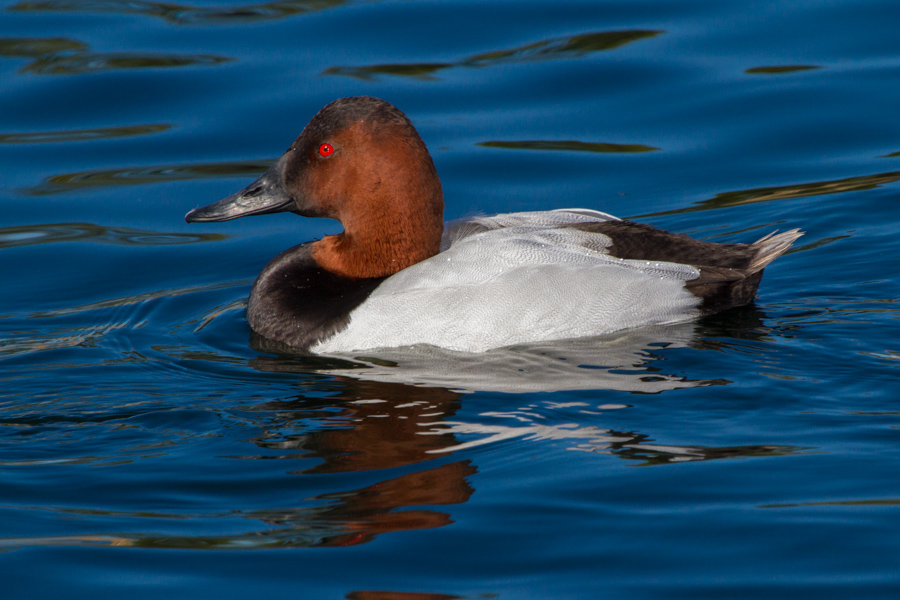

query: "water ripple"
xmin=0 ymin=36 xmax=87 ymax=56
xmin=637 ymin=170 xmax=900 ymax=217
xmin=20 ymin=159 xmax=270 ymax=195
xmin=0 ymin=222 xmax=225 ymax=249
xmin=0 ymin=124 xmax=171 ymax=144
xmin=0 ymin=458 xmax=476 ymax=549
xmin=25 ymin=51 xmax=232 ymax=74
xmin=478 ymin=140 xmax=659 ymax=154
xmin=745 ymin=65 xmax=822 ymax=75
xmin=0 ymin=322 xmax=127 ymax=358
xmin=28 ymin=279 xmax=249 ymax=319
xmin=324 ymin=29 xmax=662 ymax=80
xmin=420 ymin=416 xmax=801 ymax=464
xmin=0 ymin=35 xmax=232 ymax=74
xmin=10 ymin=0 xmax=356 ymax=25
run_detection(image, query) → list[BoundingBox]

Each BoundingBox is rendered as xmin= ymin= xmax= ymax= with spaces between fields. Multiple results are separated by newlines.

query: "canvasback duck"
xmin=186 ymin=96 xmax=802 ymax=353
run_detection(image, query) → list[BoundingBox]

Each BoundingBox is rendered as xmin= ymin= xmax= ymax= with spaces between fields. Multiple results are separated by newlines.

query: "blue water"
xmin=2 ymin=0 xmax=900 ymax=597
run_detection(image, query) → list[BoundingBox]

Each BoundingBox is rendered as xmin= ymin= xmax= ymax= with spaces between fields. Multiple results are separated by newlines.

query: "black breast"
xmin=246 ymin=243 xmax=386 ymax=350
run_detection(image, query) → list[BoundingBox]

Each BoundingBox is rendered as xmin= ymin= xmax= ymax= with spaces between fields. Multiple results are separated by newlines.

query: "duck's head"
xmin=186 ymin=96 xmax=444 ymax=279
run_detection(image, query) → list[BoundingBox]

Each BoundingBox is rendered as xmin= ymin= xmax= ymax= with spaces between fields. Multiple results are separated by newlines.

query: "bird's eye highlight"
xmin=318 ymin=143 xmax=334 ymax=158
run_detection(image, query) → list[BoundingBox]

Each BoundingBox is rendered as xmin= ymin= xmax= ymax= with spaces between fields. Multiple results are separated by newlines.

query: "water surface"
xmin=2 ymin=0 xmax=900 ymax=598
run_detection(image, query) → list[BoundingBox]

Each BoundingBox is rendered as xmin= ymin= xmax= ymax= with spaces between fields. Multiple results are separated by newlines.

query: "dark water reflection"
xmin=24 ymin=51 xmax=231 ymax=75
xmin=479 ymin=140 xmax=658 ymax=153
xmin=11 ymin=0 xmax=354 ymax=25
xmin=745 ymin=65 xmax=821 ymax=75
xmin=0 ymin=36 xmax=230 ymax=75
xmin=0 ymin=222 xmax=224 ymax=249
xmin=638 ymin=170 xmax=900 ymax=217
xmin=346 ymin=592 xmax=462 ymax=600
xmin=22 ymin=160 xmax=271 ymax=195
xmin=0 ymin=124 xmax=170 ymax=144
xmin=324 ymin=29 xmax=661 ymax=80
xmin=0 ymin=36 xmax=87 ymax=57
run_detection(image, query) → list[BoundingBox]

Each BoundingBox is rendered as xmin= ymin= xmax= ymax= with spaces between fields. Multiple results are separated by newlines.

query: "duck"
xmin=185 ymin=96 xmax=802 ymax=354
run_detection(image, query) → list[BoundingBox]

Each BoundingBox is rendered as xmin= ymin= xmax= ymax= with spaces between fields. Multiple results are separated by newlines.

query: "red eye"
xmin=318 ymin=143 xmax=334 ymax=158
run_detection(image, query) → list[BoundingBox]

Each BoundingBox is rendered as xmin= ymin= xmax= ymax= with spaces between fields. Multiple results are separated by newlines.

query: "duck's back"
xmin=312 ymin=209 xmax=799 ymax=353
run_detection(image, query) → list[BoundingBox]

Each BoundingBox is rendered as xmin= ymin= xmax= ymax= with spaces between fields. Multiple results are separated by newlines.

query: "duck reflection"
xmin=242 ymin=457 xmax=475 ymax=548
xmin=222 ymin=308 xmax=797 ymax=547
xmin=3 ymin=309 xmax=799 ymax=551
xmin=220 ymin=370 xmax=800 ymax=549
xmin=297 ymin=460 xmax=475 ymax=547
xmin=250 ymin=320 xmax=729 ymax=394
xmin=250 ymin=379 xmax=468 ymax=472
xmin=239 ymin=378 xmax=475 ymax=546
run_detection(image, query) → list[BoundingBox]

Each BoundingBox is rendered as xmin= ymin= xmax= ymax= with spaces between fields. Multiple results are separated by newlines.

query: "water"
xmin=2 ymin=0 xmax=900 ymax=597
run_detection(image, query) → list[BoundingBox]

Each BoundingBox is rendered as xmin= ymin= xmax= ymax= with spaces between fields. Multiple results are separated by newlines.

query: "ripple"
xmin=323 ymin=62 xmax=450 ymax=81
xmin=20 ymin=159 xmax=270 ymax=195
xmin=23 ymin=51 xmax=231 ymax=75
xmin=10 ymin=0 xmax=354 ymax=25
xmin=190 ymin=298 xmax=247 ymax=333
xmin=0 ymin=278 xmax=249 ymax=363
xmin=0 ymin=460 xmax=475 ymax=549
xmin=418 ymin=413 xmax=800 ymax=463
xmin=775 ymin=296 xmax=899 ymax=327
xmin=860 ymin=350 xmax=900 ymax=363
xmin=0 ymin=322 xmax=127 ymax=358
xmin=347 ymin=592 xmax=458 ymax=600
xmin=467 ymin=29 xmax=663 ymax=62
xmin=0 ymin=223 xmax=225 ymax=249
xmin=324 ymin=29 xmax=662 ymax=80
xmin=0 ymin=36 xmax=87 ymax=57
xmin=478 ymin=140 xmax=659 ymax=154
xmin=762 ymin=498 xmax=900 ymax=508
xmin=28 ymin=279 xmax=249 ymax=319
xmin=0 ymin=35 xmax=231 ymax=74
xmin=745 ymin=65 xmax=821 ymax=75
xmin=0 ymin=124 xmax=170 ymax=144
xmin=637 ymin=170 xmax=900 ymax=217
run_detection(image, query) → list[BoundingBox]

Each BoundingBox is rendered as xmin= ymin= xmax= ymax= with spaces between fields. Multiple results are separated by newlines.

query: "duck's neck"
xmin=311 ymin=193 xmax=444 ymax=280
